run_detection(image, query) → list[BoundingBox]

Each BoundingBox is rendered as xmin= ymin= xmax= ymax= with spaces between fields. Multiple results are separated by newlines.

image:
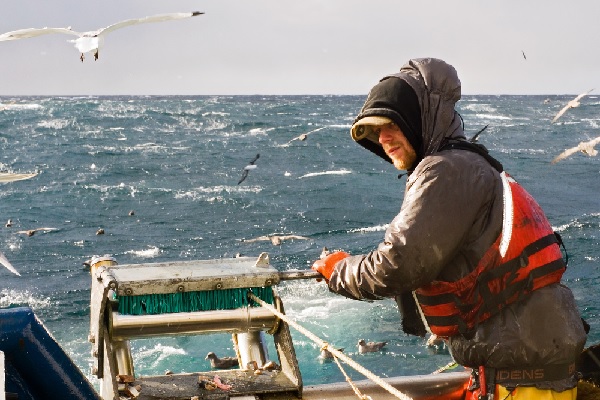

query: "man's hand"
xmin=311 ymin=251 xmax=350 ymax=282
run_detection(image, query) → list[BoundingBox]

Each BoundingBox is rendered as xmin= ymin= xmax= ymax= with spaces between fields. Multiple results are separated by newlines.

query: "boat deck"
xmin=133 ymin=370 xmax=470 ymax=400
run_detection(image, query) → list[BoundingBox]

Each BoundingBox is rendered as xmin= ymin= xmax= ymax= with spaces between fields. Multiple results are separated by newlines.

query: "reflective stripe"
xmin=499 ymin=171 xmax=514 ymax=257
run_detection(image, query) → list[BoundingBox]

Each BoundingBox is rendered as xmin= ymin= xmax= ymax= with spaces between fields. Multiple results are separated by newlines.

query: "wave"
xmin=0 ymin=289 xmax=52 ymax=310
xmin=298 ymin=169 xmax=352 ymax=179
xmin=0 ymin=103 xmax=43 ymax=111
xmin=134 ymin=343 xmax=188 ymax=369
xmin=349 ymin=224 xmax=389 ymax=233
xmin=124 ymin=246 xmax=161 ymax=258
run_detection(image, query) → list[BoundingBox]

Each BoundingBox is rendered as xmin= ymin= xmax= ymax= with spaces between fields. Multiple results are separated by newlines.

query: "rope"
xmin=432 ymin=361 xmax=458 ymax=374
xmin=332 ymin=354 xmax=372 ymax=400
xmin=248 ymin=292 xmax=413 ymax=400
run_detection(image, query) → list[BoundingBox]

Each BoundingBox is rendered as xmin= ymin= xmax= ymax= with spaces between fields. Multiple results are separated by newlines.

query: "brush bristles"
xmin=117 ymin=287 xmax=275 ymax=315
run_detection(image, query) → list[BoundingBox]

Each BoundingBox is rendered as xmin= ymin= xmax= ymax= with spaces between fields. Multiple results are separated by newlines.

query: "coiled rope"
xmin=247 ymin=292 xmax=413 ymax=400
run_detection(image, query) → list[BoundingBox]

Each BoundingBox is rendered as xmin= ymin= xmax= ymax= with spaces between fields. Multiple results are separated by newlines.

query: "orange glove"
xmin=311 ymin=251 xmax=350 ymax=282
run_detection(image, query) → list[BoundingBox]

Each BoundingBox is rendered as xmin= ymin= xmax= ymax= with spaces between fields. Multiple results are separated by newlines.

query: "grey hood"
xmin=353 ymin=58 xmax=465 ymax=168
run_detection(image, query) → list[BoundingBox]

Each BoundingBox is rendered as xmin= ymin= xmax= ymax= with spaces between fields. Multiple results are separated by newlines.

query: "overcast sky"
xmin=1 ymin=0 xmax=599 ymax=96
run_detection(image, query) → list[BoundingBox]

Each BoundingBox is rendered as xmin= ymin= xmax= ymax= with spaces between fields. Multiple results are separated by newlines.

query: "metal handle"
xmin=278 ymin=270 xmax=322 ymax=281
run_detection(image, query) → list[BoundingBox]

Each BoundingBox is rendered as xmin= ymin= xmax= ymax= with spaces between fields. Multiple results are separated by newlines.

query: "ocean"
xmin=0 ymin=94 xmax=599 ymax=390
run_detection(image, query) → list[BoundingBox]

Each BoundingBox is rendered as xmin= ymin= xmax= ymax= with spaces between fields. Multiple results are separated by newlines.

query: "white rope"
xmin=332 ymin=354 xmax=373 ymax=400
xmin=248 ymin=292 xmax=413 ymax=400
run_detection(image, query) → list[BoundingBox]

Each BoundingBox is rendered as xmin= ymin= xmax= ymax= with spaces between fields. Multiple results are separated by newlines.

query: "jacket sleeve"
xmin=327 ymin=153 xmax=500 ymax=300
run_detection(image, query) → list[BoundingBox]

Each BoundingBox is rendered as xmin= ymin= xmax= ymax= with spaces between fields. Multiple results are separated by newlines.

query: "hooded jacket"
xmin=328 ymin=58 xmax=586 ymax=390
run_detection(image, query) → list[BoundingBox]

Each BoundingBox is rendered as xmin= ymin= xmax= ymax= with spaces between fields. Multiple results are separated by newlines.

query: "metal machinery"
xmin=89 ymin=254 xmax=304 ymax=400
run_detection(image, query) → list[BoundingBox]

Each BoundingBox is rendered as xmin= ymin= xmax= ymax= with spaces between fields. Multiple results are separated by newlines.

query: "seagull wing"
xmin=572 ymin=88 xmax=594 ymax=103
xmin=586 ymin=136 xmax=600 ymax=147
xmin=551 ymin=103 xmax=572 ymax=123
xmin=0 ymin=172 xmax=38 ymax=183
xmin=96 ymin=11 xmax=204 ymax=36
xmin=551 ymin=146 xmax=582 ymax=164
xmin=237 ymin=169 xmax=249 ymax=185
xmin=0 ymin=251 xmax=20 ymax=276
xmin=469 ymin=124 xmax=489 ymax=143
xmin=0 ymin=27 xmax=79 ymax=41
xmin=249 ymin=153 xmax=260 ymax=164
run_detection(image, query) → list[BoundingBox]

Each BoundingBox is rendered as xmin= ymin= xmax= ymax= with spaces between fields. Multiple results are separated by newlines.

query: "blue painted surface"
xmin=0 ymin=307 xmax=99 ymax=400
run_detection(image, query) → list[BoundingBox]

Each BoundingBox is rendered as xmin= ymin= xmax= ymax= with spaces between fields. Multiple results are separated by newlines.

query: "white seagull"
xmin=0 ymin=172 xmax=38 ymax=183
xmin=0 ymin=11 xmax=204 ymax=62
xmin=282 ymin=127 xmax=326 ymax=146
xmin=551 ymin=89 xmax=594 ymax=124
xmin=551 ymin=136 xmax=600 ymax=164
xmin=0 ymin=251 xmax=20 ymax=276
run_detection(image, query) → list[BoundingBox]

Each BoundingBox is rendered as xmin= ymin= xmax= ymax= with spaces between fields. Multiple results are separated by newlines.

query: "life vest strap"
xmin=474 ymin=258 xmax=566 ymax=318
xmin=477 ymin=233 xmax=559 ymax=282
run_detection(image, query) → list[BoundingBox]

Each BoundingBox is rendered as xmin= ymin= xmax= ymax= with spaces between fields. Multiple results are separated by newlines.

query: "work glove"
xmin=311 ymin=251 xmax=350 ymax=282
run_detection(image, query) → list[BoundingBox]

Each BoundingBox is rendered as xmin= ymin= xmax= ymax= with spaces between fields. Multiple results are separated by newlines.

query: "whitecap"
xmin=0 ymin=289 xmax=52 ymax=310
xmin=134 ymin=343 xmax=187 ymax=369
xmin=0 ymin=103 xmax=42 ymax=111
xmin=125 ymin=246 xmax=161 ymax=258
xmin=349 ymin=224 xmax=389 ymax=233
xmin=298 ymin=169 xmax=352 ymax=179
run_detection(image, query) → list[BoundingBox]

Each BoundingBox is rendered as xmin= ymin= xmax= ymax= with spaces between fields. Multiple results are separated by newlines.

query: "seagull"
xmin=283 ymin=127 xmax=326 ymax=146
xmin=16 ymin=227 xmax=58 ymax=237
xmin=0 ymin=12 xmax=204 ymax=62
xmin=6 ymin=219 xmax=13 ymax=228
xmin=357 ymin=339 xmax=387 ymax=354
xmin=551 ymin=136 xmax=600 ymax=164
xmin=205 ymin=352 xmax=239 ymax=369
xmin=0 ymin=172 xmax=38 ymax=183
xmin=469 ymin=124 xmax=489 ymax=143
xmin=237 ymin=153 xmax=260 ymax=185
xmin=551 ymin=89 xmax=594 ymax=123
xmin=0 ymin=251 xmax=20 ymax=276
xmin=319 ymin=347 xmax=344 ymax=360
xmin=521 ymin=50 xmax=527 ymax=60
xmin=242 ymin=234 xmax=310 ymax=246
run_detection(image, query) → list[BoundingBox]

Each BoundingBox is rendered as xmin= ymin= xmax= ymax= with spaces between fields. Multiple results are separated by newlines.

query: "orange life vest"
xmin=414 ymin=173 xmax=566 ymax=338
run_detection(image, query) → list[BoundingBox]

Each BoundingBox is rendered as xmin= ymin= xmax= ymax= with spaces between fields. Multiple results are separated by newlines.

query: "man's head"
xmin=350 ymin=77 xmax=423 ymax=170
xmin=352 ymin=117 xmax=417 ymax=170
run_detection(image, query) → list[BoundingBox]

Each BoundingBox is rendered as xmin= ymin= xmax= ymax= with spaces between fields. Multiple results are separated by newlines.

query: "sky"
xmin=1 ymin=0 xmax=599 ymax=96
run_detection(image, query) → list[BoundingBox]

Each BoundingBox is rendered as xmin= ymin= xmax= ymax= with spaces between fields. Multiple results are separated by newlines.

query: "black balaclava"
xmin=352 ymin=77 xmax=423 ymax=165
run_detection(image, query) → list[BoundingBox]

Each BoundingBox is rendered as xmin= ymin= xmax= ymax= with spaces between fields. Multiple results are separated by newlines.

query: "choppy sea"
xmin=0 ymin=95 xmax=599 ymax=390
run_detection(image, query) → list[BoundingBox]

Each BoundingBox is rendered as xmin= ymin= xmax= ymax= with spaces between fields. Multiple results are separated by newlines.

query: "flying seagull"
xmin=242 ymin=234 xmax=310 ymax=246
xmin=0 ymin=251 xmax=20 ymax=276
xmin=237 ymin=153 xmax=260 ymax=185
xmin=469 ymin=124 xmax=489 ymax=143
xmin=0 ymin=12 xmax=204 ymax=62
xmin=521 ymin=50 xmax=527 ymax=60
xmin=0 ymin=172 xmax=38 ymax=183
xmin=283 ymin=126 xmax=326 ymax=146
xmin=551 ymin=89 xmax=594 ymax=124
xmin=551 ymin=136 xmax=600 ymax=164
xmin=16 ymin=227 xmax=59 ymax=237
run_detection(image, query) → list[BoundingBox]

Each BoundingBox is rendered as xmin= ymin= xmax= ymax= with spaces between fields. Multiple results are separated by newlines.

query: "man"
xmin=311 ymin=58 xmax=586 ymax=399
